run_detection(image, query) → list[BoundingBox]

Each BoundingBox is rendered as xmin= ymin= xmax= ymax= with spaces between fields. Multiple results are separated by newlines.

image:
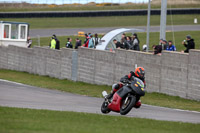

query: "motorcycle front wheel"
xmin=101 ymin=101 xmax=111 ymax=114
xmin=120 ymin=95 xmax=136 ymax=115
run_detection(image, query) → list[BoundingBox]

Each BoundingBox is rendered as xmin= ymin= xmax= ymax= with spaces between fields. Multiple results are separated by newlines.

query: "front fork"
xmin=123 ymin=94 xmax=136 ymax=107
xmin=124 ymin=96 xmax=129 ymax=105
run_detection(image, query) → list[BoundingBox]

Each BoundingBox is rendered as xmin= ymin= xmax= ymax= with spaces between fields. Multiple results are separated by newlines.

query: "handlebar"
xmin=120 ymin=77 xmax=134 ymax=84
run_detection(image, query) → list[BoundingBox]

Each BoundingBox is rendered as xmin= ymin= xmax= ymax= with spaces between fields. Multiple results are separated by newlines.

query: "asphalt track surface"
xmin=0 ymin=79 xmax=200 ymax=124
xmin=30 ymin=25 xmax=200 ymax=38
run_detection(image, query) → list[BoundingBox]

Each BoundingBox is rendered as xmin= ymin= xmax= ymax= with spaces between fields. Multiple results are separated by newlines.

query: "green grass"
xmin=0 ymin=106 xmax=200 ymax=133
xmin=2 ymin=14 xmax=200 ymax=29
xmin=0 ymin=69 xmax=110 ymax=98
xmin=31 ymin=31 xmax=200 ymax=52
xmin=0 ymin=69 xmax=199 ymax=112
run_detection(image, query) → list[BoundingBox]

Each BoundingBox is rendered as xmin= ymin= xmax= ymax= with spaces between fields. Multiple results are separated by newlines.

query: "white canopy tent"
xmin=96 ymin=28 xmax=144 ymax=51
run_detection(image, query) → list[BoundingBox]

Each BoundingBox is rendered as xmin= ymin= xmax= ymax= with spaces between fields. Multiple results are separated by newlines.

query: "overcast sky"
xmin=0 ymin=0 xmax=149 ymax=4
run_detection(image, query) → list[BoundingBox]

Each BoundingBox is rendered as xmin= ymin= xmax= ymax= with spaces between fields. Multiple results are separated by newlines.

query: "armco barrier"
xmin=0 ymin=45 xmax=199 ymax=101
xmin=0 ymin=8 xmax=200 ymax=18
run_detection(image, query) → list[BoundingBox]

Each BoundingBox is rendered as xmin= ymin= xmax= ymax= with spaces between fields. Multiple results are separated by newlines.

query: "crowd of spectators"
xmin=48 ymin=32 xmax=142 ymax=51
xmin=48 ymin=33 xmax=195 ymax=55
xmin=113 ymin=33 xmax=141 ymax=51
xmin=152 ymin=35 xmax=195 ymax=55
xmin=82 ymin=33 xmax=101 ymax=48
xmin=49 ymin=33 xmax=101 ymax=50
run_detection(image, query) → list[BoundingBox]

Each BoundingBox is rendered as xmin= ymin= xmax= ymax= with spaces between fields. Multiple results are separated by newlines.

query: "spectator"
xmin=27 ymin=36 xmax=32 ymax=48
xmin=166 ymin=40 xmax=176 ymax=51
xmin=75 ymin=38 xmax=82 ymax=49
xmin=159 ymin=39 xmax=163 ymax=48
xmin=84 ymin=34 xmax=89 ymax=44
xmin=132 ymin=33 xmax=140 ymax=51
xmin=160 ymin=39 xmax=168 ymax=50
xmin=52 ymin=34 xmax=60 ymax=50
xmin=88 ymin=35 xmax=95 ymax=48
xmin=124 ymin=36 xmax=132 ymax=50
xmin=113 ymin=39 xmax=123 ymax=49
xmin=152 ymin=44 xmax=162 ymax=55
xmin=50 ymin=35 xmax=56 ymax=49
xmin=120 ymin=33 xmax=126 ymax=47
xmin=66 ymin=38 xmax=73 ymax=48
xmin=82 ymin=37 xmax=90 ymax=47
xmin=93 ymin=33 xmax=101 ymax=48
xmin=182 ymin=35 xmax=195 ymax=53
xmin=163 ymin=40 xmax=168 ymax=50
xmin=88 ymin=33 xmax=92 ymax=37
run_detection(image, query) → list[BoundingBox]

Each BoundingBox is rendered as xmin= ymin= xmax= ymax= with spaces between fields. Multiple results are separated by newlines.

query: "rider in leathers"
xmin=107 ymin=67 xmax=146 ymax=108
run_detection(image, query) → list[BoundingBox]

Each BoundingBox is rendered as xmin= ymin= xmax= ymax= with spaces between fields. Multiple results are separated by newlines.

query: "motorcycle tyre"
xmin=120 ymin=95 xmax=136 ymax=115
xmin=101 ymin=101 xmax=111 ymax=114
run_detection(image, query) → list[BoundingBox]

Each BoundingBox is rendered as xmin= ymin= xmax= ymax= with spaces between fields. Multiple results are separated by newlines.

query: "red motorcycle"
xmin=101 ymin=77 xmax=145 ymax=115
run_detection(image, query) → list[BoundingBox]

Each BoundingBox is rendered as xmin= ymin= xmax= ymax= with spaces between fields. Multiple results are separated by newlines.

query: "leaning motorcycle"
xmin=101 ymin=77 xmax=145 ymax=115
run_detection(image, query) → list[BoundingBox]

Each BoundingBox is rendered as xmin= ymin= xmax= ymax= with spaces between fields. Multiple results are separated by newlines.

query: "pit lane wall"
xmin=0 ymin=45 xmax=199 ymax=101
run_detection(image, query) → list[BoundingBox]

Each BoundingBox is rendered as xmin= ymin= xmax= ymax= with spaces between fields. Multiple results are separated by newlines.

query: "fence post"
xmin=160 ymin=0 xmax=168 ymax=45
xmin=71 ymin=50 xmax=78 ymax=81
xmin=146 ymin=0 xmax=151 ymax=52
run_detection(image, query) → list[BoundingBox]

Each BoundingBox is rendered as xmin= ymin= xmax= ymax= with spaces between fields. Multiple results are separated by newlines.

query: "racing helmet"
xmin=135 ymin=67 xmax=145 ymax=78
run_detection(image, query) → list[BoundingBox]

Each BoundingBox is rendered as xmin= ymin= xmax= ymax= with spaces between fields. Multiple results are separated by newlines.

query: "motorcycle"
xmin=101 ymin=77 xmax=145 ymax=115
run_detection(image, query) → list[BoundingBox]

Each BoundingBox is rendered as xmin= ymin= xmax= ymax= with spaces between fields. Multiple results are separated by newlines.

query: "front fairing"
xmin=117 ymin=86 xmax=132 ymax=98
xmin=130 ymin=77 xmax=145 ymax=96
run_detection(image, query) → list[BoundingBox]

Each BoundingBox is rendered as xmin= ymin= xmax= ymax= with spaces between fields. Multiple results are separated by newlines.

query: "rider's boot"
xmin=134 ymin=100 xmax=141 ymax=109
xmin=106 ymin=84 xmax=120 ymax=99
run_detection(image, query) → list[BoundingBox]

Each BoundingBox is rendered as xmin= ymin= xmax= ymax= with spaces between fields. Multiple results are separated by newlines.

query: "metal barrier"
xmin=1 ymin=8 xmax=200 ymax=18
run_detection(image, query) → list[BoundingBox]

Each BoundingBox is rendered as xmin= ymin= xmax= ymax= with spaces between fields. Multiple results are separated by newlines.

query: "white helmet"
xmin=143 ymin=45 xmax=147 ymax=51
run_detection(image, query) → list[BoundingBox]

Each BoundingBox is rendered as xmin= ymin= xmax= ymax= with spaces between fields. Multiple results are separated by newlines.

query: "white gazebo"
xmin=96 ymin=28 xmax=144 ymax=51
xmin=0 ymin=21 xmax=29 ymax=47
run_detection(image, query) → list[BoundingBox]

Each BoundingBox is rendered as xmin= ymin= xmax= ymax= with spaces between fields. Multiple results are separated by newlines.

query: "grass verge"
xmin=1 ymin=14 xmax=200 ymax=29
xmin=0 ymin=106 xmax=200 ymax=133
xmin=0 ymin=69 xmax=199 ymax=112
xmin=31 ymin=31 xmax=200 ymax=52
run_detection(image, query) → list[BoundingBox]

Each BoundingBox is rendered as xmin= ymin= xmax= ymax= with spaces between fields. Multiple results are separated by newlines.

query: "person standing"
xmin=124 ymin=36 xmax=132 ymax=50
xmin=52 ymin=34 xmax=60 ymax=50
xmin=163 ymin=40 xmax=168 ymax=50
xmin=66 ymin=38 xmax=73 ymax=48
xmin=120 ymin=33 xmax=126 ymax=48
xmin=27 ymin=36 xmax=32 ymax=48
xmin=182 ymin=35 xmax=195 ymax=53
xmin=93 ymin=33 xmax=101 ymax=48
xmin=113 ymin=39 xmax=123 ymax=49
xmin=84 ymin=34 xmax=89 ymax=44
xmin=132 ymin=33 xmax=140 ymax=51
xmin=82 ymin=34 xmax=90 ymax=47
xmin=152 ymin=44 xmax=162 ymax=55
xmin=166 ymin=41 xmax=176 ymax=51
xmin=88 ymin=35 xmax=95 ymax=48
xmin=50 ymin=36 xmax=56 ymax=49
xmin=75 ymin=38 xmax=82 ymax=49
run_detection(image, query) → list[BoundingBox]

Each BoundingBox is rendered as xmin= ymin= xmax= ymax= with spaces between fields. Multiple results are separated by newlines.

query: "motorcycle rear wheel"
xmin=101 ymin=101 xmax=111 ymax=114
xmin=120 ymin=95 xmax=136 ymax=115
